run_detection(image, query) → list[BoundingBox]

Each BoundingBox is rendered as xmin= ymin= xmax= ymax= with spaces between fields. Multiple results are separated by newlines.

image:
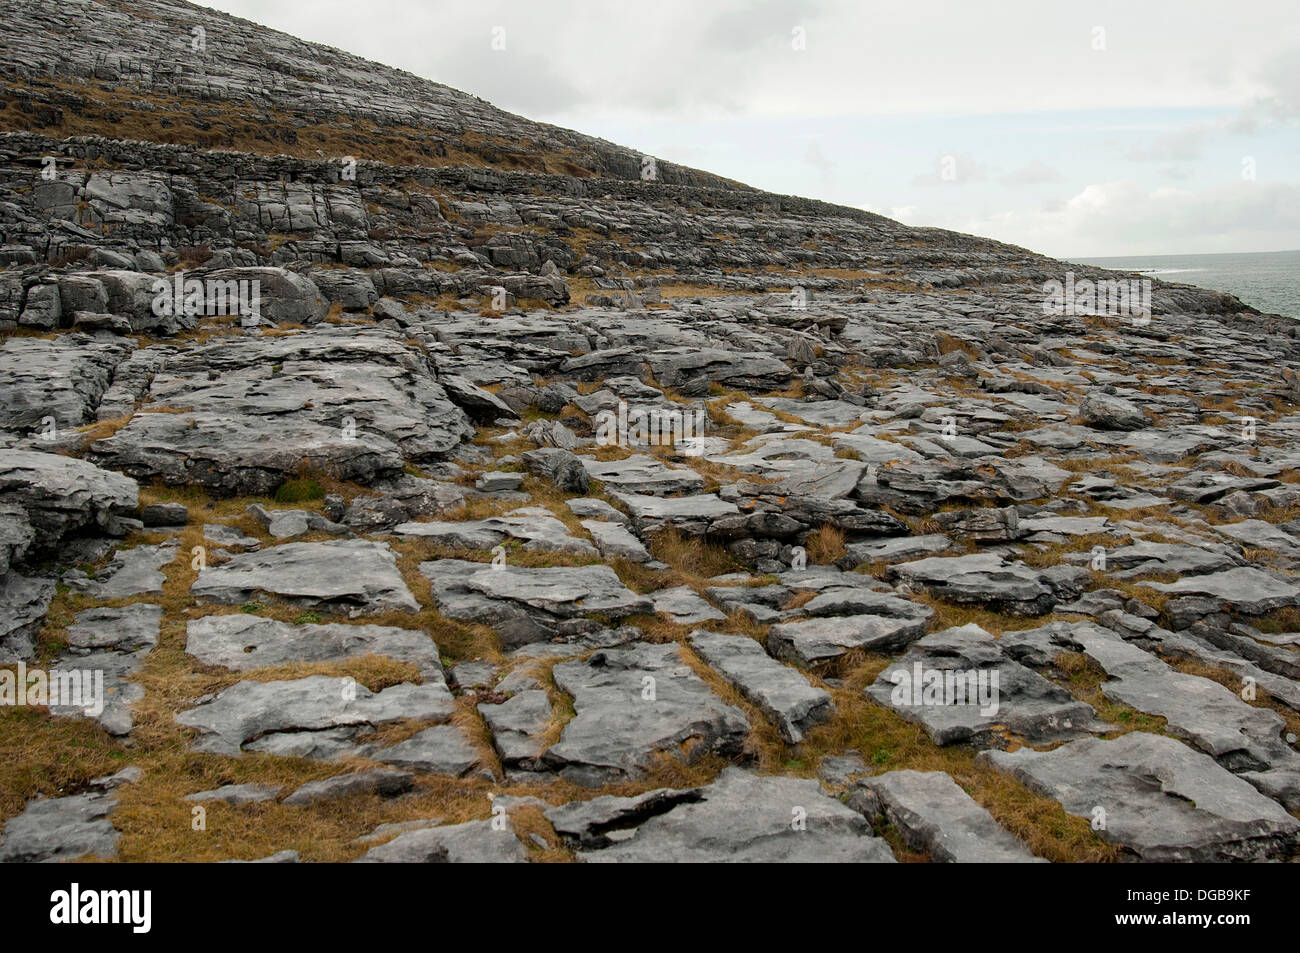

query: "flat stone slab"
xmin=89 ymin=410 xmax=408 ymax=498
xmin=546 ymin=641 xmax=750 ymax=784
xmin=78 ymin=541 xmax=177 ymax=599
xmin=840 ymin=534 xmax=954 ymax=567
xmin=1100 ymin=540 xmax=1241 ymax=580
xmin=0 ymin=791 xmax=120 ymax=863
xmin=421 ymin=559 xmax=652 ymax=648
xmin=980 ymin=732 xmax=1300 ymax=862
xmin=186 ymin=614 xmax=445 ymax=678
xmin=283 ymin=768 xmax=414 ymax=805
xmin=578 ymin=767 xmax=896 ymax=862
xmin=652 ymin=586 xmax=726 ymax=624
xmin=1122 ymin=427 xmax=1221 ymax=463
xmin=581 ymin=519 xmax=650 ymax=563
xmin=767 ymin=459 xmax=870 ymax=500
xmin=465 ymin=562 xmax=650 ymax=618
xmin=204 ymin=524 xmax=262 ymax=550
xmin=65 ymin=602 xmax=161 ymax=653
xmin=395 ymin=506 xmax=595 ymax=556
xmin=353 ymin=818 xmax=526 ymax=863
xmin=0 ymin=336 xmax=129 ymax=433
xmin=833 ymin=430 xmax=926 ymax=465
xmin=790 ymin=587 xmax=935 ymax=621
xmin=87 ymin=327 xmax=474 ymax=496
xmin=707 ymin=435 xmax=840 ymax=478
xmin=0 ymin=448 xmax=137 ymax=545
xmin=175 ymin=674 xmax=454 ymax=756
xmin=1018 ymin=515 xmax=1113 ymax=540
xmin=854 ymin=770 xmax=1044 ymax=863
xmin=45 ymin=651 xmax=144 ymax=737
xmin=48 ymin=603 xmax=161 ymax=735
xmin=351 ymin=819 xmax=443 ymax=847
xmin=610 ymin=491 xmax=740 ymax=535
xmin=479 ymin=689 xmax=552 ymax=769
xmin=1168 ymin=471 xmax=1279 ymax=504
xmin=545 ymin=787 xmax=704 ymax=849
xmin=566 ymin=498 xmax=627 ymax=524
xmin=185 ymin=783 xmax=281 ymax=805
xmin=1140 ymin=567 xmax=1300 ymax=615
xmin=374 ymin=725 xmax=484 ymax=777
xmin=1001 ymin=620 xmax=1294 ymax=772
xmin=767 ymin=597 xmax=933 ymax=665
xmin=1215 ymin=520 xmax=1300 ymax=560
xmin=580 ymin=454 xmax=705 ymax=495
xmin=191 ymin=539 xmax=418 ymax=614
xmin=688 ymin=629 xmax=834 ymax=743
xmin=889 ymin=553 xmax=1063 ymax=615
xmin=866 ymin=624 xmax=1106 ymax=746
xmin=0 ymin=571 xmax=56 ymax=662
xmin=757 ymin=397 xmax=871 ymax=428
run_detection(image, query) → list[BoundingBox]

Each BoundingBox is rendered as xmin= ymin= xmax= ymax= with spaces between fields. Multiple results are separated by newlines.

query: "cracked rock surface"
xmin=2 ymin=0 xmax=1299 ymax=864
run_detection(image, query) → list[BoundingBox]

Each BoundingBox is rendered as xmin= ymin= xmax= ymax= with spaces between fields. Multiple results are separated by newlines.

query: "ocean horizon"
xmin=1071 ymin=250 xmax=1300 ymax=319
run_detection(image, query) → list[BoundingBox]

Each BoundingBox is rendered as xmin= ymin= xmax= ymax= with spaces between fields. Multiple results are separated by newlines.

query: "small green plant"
xmin=239 ymin=601 xmax=264 ymax=613
xmin=293 ymin=611 xmax=322 ymax=624
xmin=274 ymin=477 xmax=323 ymax=504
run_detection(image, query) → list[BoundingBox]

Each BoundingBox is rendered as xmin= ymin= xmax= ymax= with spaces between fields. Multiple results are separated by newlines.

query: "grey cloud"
xmin=702 ymin=0 xmax=821 ymax=52
xmin=1255 ymin=49 xmax=1300 ymax=120
xmin=426 ymin=45 xmax=585 ymax=115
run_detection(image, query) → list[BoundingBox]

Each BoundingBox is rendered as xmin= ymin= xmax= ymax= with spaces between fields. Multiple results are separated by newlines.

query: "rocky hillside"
xmin=0 ymin=0 xmax=1298 ymax=864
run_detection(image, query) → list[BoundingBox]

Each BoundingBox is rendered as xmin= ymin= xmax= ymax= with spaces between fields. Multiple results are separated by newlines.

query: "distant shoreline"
xmin=1069 ymin=250 xmax=1300 ymax=318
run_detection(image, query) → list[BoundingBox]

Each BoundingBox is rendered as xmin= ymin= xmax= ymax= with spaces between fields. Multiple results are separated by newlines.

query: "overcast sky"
xmin=199 ymin=0 xmax=1300 ymax=258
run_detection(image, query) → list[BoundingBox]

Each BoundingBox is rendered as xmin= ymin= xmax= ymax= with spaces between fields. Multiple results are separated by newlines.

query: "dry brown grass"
xmin=804 ymin=525 xmax=847 ymax=564
xmin=2 ymin=76 xmax=599 ymax=179
xmin=800 ymin=661 xmax=1119 ymax=862
xmin=1105 ymin=578 xmax=1174 ymax=618
xmin=507 ymin=803 xmax=572 ymax=862
xmin=0 ymin=708 xmax=128 ymax=819
xmin=1250 ymin=606 xmax=1300 ymax=634
xmin=933 ymin=332 xmax=983 ymax=361
xmin=906 ymin=591 xmax=1087 ymax=637
xmin=0 ymin=518 xmax=712 ymax=861
xmin=646 ymin=528 xmax=742 ymax=587
xmin=1 ymin=403 xmax=1173 ymax=864
xmin=1018 ymin=532 xmax=1130 ymax=569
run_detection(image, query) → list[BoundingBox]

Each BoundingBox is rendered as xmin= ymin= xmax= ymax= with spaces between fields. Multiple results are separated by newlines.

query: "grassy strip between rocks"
xmin=1 ymin=396 xmax=1221 ymax=863
xmin=0 ymin=509 xmax=1128 ymax=862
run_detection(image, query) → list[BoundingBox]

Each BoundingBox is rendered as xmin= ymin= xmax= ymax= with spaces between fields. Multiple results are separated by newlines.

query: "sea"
xmin=1070 ymin=250 xmax=1300 ymax=319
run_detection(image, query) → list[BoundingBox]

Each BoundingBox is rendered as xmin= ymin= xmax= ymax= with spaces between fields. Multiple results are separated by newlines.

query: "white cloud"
xmin=953 ymin=180 xmax=1300 ymax=257
xmin=199 ymin=0 xmax=1300 ymax=121
xmin=193 ymin=0 xmax=1300 ymax=255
